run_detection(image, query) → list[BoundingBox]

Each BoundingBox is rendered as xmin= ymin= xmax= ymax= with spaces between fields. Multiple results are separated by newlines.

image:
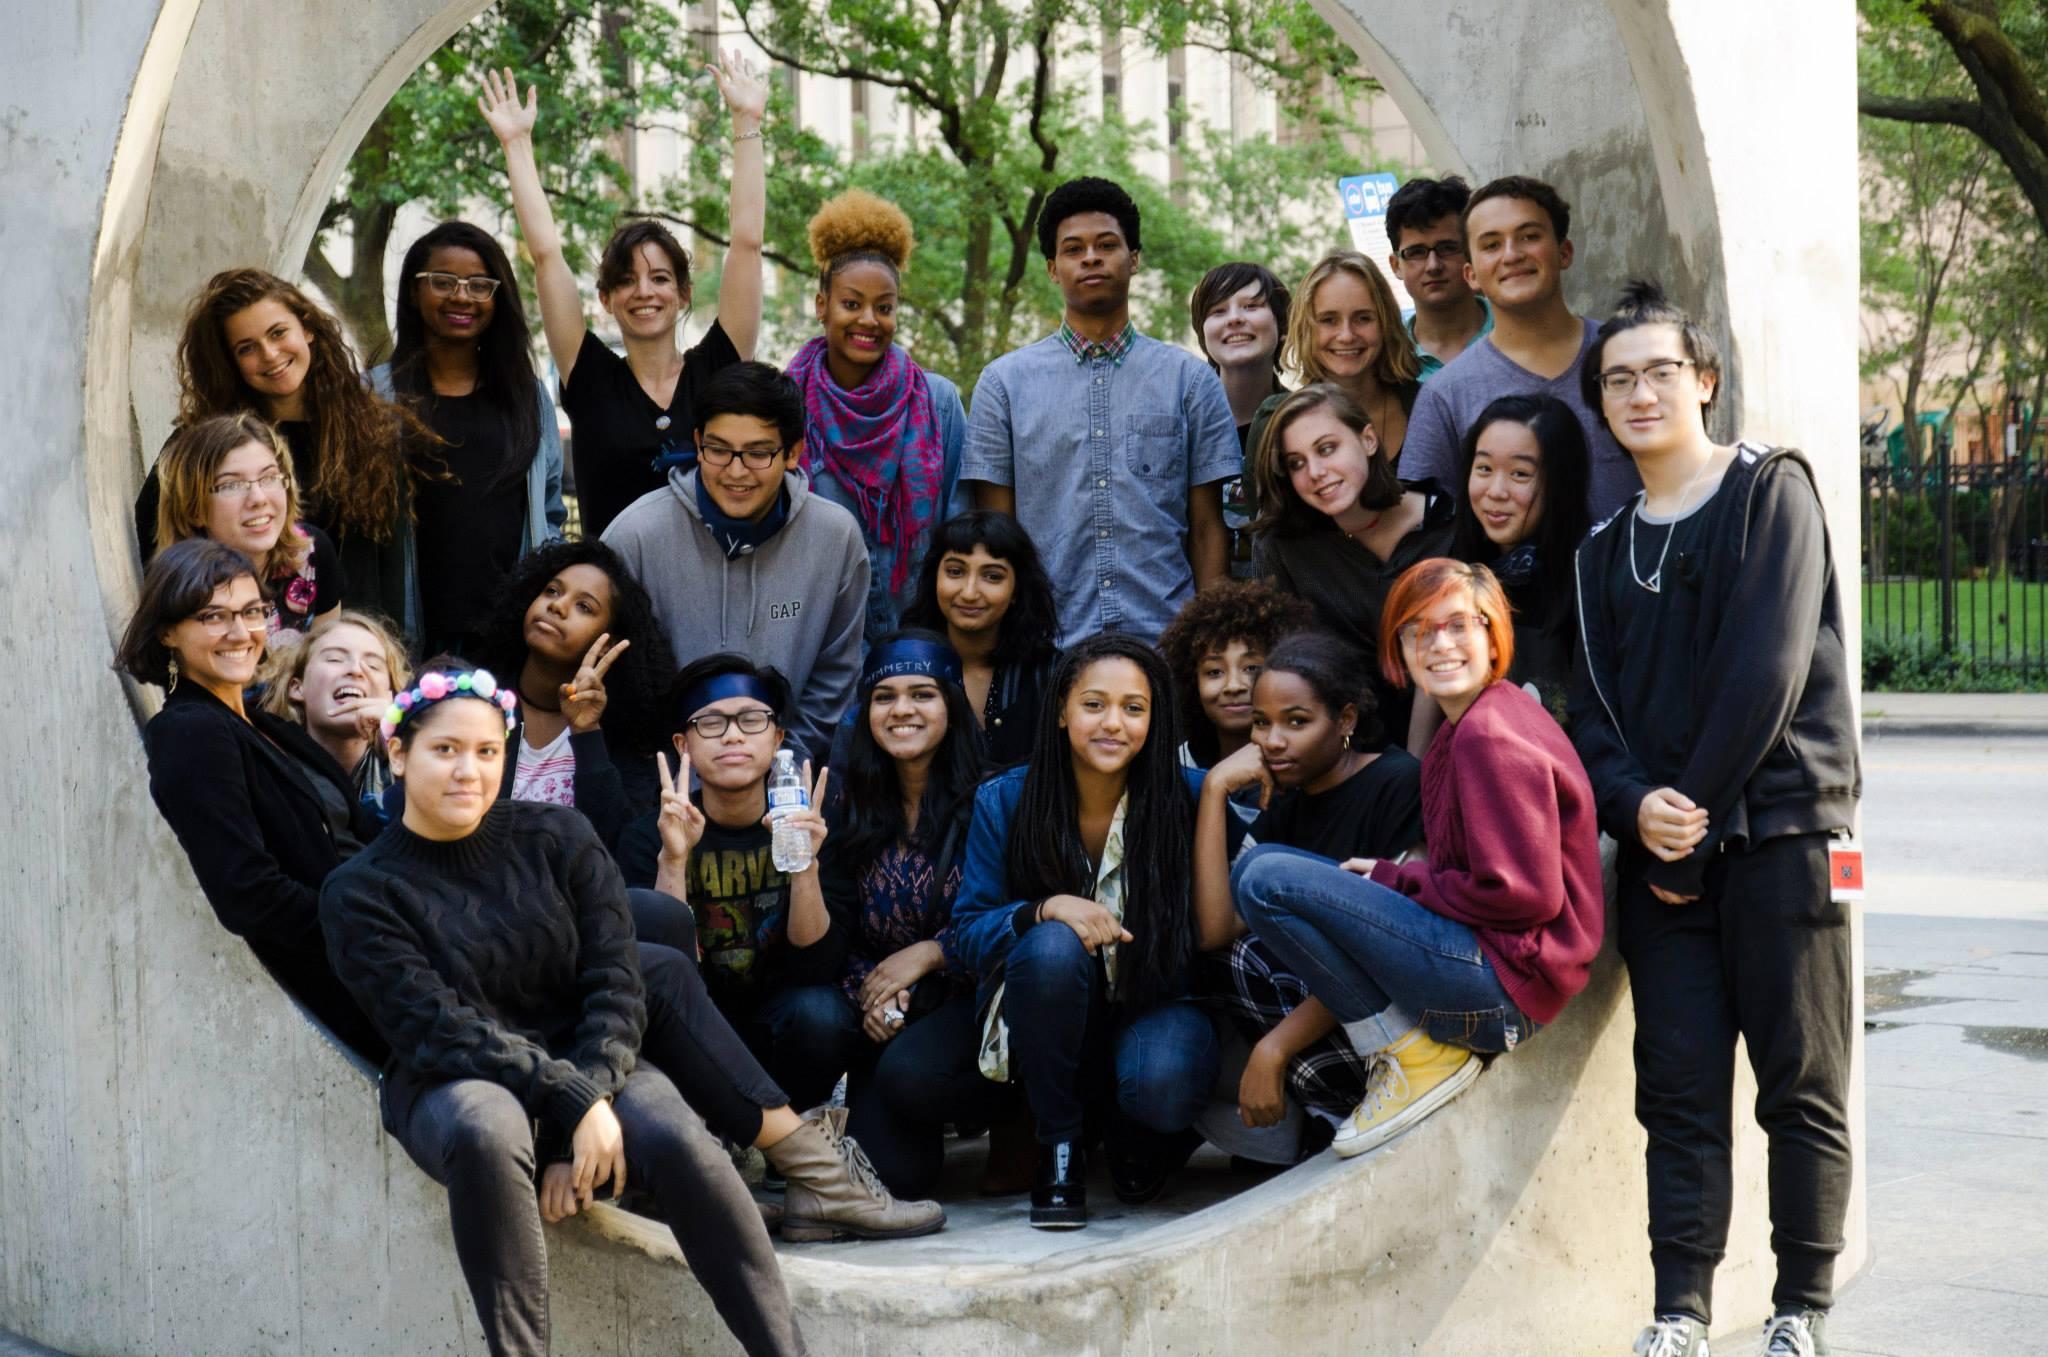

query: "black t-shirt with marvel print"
xmin=561 ymin=322 xmax=742 ymax=539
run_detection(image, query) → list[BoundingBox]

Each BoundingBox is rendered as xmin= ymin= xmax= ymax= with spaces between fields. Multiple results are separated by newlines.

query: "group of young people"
xmin=115 ymin=55 xmax=1859 ymax=1357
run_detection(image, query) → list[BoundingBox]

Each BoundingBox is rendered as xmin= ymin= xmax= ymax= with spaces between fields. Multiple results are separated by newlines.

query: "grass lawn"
xmin=1863 ymin=575 xmax=2048 ymax=669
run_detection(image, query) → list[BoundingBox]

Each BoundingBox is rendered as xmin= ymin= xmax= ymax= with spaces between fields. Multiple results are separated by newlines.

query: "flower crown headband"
xmin=380 ymin=668 xmax=518 ymax=741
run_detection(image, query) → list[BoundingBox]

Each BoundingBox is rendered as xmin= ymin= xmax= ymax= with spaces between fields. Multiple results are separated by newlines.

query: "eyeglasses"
xmin=685 ymin=708 xmax=776 ymax=738
xmin=189 ymin=602 xmax=278 ymax=635
xmin=209 ymin=471 xmax=287 ymax=498
xmin=414 ymin=271 xmax=503 ymax=300
xmin=1397 ymin=241 xmax=1466 ymax=264
xmin=698 ymin=441 xmax=785 ymax=470
xmin=1396 ymin=613 xmax=1488 ymax=649
xmin=1598 ymin=359 xmax=1696 ymax=399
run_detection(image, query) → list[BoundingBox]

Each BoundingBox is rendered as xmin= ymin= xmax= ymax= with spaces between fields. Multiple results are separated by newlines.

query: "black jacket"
xmin=1570 ymin=443 xmax=1860 ymax=895
xmin=143 ymin=682 xmax=387 ymax=1058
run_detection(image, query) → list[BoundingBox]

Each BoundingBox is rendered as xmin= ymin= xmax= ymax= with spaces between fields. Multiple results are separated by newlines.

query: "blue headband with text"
xmin=677 ymin=670 xmax=777 ymax=723
xmin=861 ymin=635 xmax=964 ymax=691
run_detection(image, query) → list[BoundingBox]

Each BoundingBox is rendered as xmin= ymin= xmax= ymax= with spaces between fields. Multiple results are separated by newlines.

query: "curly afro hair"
xmin=808 ymin=188 xmax=915 ymax=287
xmin=1158 ymin=580 xmax=1317 ymax=764
xmin=469 ymin=539 xmax=677 ymax=758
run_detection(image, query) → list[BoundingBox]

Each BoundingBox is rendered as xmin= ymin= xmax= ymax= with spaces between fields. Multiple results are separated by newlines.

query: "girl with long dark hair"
xmin=316 ymin=660 xmax=807 ymax=1356
xmin=898 ymin=509 xmax=1058 ymax=768
xmin=1190 ymin=631 xmax=1424 ymax=1160
xmin=468 ymin=539 xmax=675 ymax=847
xmin=778 ymin=631 xmax=1013 ymax=1198
xmin=1250 ymin=382 xmax=1456 ymax=754
xmin=1448 ymin=393 xmax=1591 ymax=722
xmin=135 ymin=268 xmax=425 ymax=632
xmin=952 ymin=634 xmax=1235 ymax=1229
xmin=373 ymin=219 xmax=566 ymax=655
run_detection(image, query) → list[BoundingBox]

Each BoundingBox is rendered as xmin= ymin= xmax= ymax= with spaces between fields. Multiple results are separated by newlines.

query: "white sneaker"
xmin=1759 ymin=1310 xmax=1826 ymax=1356
xmin=1633 ymin=1315 xmax=1710 ymax=1357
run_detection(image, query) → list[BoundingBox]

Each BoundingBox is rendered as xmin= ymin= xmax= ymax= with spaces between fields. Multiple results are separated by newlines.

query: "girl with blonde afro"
xmin=788 ymin=188 xmax=968 ymax=641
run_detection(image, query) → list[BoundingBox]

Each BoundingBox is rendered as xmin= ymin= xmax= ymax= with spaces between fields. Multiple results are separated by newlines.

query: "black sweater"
xmin=143 ymin=682 xmax=387 ymax=1058
xmin=319 ymin=800 xmax=645 ymax=1135
xmin=381 ymin=712 xmax=649 ymax=852
xmin=1570 ymin=443 xmax=1860 ymax=895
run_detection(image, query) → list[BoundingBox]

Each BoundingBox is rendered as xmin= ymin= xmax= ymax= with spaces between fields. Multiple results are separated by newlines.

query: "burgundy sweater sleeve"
xmin=1370 ymin=704 xmax=1568 ymax=932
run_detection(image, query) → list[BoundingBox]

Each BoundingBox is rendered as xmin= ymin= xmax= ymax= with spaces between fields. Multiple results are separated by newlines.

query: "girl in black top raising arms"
xmin=319 ymin=660 xmax=806 ymax=1357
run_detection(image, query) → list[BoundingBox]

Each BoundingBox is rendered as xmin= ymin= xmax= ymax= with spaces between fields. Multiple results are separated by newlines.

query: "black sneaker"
xmin=1107 ymin=1127 xmax=1202 ymax=1206
xmin=1759 ymin=1309 xmax=1827 ymax=1356
xmin=1632 ymin=1315 xmax=1710 ymax=1356
xmin=1029 ymin=1140 xmax=1087 ymax=1230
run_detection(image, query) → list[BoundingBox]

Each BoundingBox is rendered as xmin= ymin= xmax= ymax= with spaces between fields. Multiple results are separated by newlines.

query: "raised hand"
xmin=561 ymin=632 xmax=630 ymax=734
xmin=656 ymin=745 xmax=707 ymax=862
xmin=476 ymin=66 xmax=539 ymax=144
xmin=709 ymin=48 xmax=768 ymax=132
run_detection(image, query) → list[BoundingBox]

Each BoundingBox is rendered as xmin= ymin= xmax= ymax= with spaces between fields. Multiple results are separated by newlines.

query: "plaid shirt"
xmin=1057 ymin=319 xmax=1138 ymax=366
xmin=1198 ymin=935 xmax=1373 ymax=1123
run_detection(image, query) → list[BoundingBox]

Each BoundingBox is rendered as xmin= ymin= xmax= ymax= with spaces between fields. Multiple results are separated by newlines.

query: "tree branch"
xmin=729 ymin=3 xmax=946 ymax=114
xmin=1859 ymin=90 xmax=1989 ymax=136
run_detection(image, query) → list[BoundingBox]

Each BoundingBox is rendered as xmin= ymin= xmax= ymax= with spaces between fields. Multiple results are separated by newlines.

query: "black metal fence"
xmin=1861 ymin=448 xmax=2048 ymax=687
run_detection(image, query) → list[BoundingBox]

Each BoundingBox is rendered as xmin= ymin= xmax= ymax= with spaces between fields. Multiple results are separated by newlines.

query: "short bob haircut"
xmin=114 ymin=538 xmax=264 ymax=689
xmin=1248 ymin=383 xmax=1405 ymax=537
xmin=155 ymin=412 xmax=313 ymax=576
xmin=1283 ymin=251 xmax=1423 ymax=390
xmin=1378 ymin=558 xmax=1516 ymax=691
xmin=1581 ymin=279 xmax=1725 ymax=435
xmin=1188 ymin=261 xmax=1291 ymax=389
xmin=258 ymin=609 xmax=415 ymax=724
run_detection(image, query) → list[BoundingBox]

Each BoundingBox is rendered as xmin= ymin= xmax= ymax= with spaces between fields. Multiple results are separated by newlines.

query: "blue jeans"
xmin=1232 ymin=844 xmax=1530 ymax=1054
xmin=1001 ymin=920 xmax=1219 ymax=1145
xmin=743 ymin=983 xmax=867 ymax=1114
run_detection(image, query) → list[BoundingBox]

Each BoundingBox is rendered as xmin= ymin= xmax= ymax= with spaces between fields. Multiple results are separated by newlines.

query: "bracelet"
xmin=732 ymin=127 xmax=763 ymax=143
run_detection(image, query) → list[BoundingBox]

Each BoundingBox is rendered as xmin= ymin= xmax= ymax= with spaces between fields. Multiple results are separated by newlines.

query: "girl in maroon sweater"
xmin=1231 ymin=557 xmax=1603 ymax=1158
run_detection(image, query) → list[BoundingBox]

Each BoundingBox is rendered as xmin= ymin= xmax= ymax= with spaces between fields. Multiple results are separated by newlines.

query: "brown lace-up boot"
xmin=767 ymin=1107 xmax=947 ymax=1242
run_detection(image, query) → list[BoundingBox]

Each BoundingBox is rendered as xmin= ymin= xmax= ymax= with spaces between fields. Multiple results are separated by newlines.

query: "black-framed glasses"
xmin=189 ymin=602 xmax=278 ymax=635
xmin=414 ymin=271 xmax=502 ymax=300
xmin=686 ymin=708 xmax=776 ymax=738
xmin=1598 ymin=359 xmax=1696 ymax=398
xmin=697 ymin=440 xmax=785 ymax=470
xmin=1397 ymin=241 xmax=1466 ymax=264
xmin=209 ymin=470 xmax=287 ymax=498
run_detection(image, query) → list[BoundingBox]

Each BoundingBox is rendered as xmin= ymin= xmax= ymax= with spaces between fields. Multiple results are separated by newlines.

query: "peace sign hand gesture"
xmin=561 ymin=633 xmax=630 ymax=734
xmin=476 ymin=67 xmax=539 ymax=144
xmin=655 ymin=746 xmax=707 ymax=864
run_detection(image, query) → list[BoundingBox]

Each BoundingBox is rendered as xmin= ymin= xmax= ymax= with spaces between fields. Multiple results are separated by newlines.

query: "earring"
xmin=166 ymin=655 xmax=180 ymax=694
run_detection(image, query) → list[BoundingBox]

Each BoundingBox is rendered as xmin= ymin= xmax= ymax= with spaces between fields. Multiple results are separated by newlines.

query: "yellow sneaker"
xmin=1330 ymin=1027 xmax=1482 ymax=1159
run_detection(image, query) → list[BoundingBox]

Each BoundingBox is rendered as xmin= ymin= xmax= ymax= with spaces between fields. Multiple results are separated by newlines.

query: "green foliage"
xmin=1863 ymin=631 xmax=2039 ymax=692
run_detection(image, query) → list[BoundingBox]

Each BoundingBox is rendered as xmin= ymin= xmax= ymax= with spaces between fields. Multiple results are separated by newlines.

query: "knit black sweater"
xmin=318 ymin=799 xmax=645 ymax=1135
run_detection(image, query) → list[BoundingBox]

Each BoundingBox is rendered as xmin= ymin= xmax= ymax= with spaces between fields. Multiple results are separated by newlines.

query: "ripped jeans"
xmin=1231 ymin=844 xmax=1533 ymax=1056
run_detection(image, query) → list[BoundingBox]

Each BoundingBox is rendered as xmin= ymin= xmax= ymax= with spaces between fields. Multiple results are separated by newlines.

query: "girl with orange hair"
xmin=1228 ymin=557 xmax=1603 ymax=1160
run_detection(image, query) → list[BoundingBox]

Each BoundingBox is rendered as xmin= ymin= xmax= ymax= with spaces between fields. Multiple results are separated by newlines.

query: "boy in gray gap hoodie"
xmin=603 ymin=363 xmax=868 ymax=762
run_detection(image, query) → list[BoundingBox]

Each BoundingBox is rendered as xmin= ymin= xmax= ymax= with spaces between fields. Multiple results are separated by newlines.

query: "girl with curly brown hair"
xmin=787 ymin=188 xmax=967 ymax=642
xmin=1158 ymin=578 xmax=1315 ymax=773
xmin=135 ymin=267 xmax=424 ymax=634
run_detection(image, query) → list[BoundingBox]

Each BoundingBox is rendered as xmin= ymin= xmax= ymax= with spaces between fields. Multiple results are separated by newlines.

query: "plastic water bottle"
xmin=767 ymin=749 xmax=812 ymax=873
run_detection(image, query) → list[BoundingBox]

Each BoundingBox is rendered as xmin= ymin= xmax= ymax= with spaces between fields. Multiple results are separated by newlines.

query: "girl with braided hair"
xmin=787 ymin=189 xmax=967 ymax=642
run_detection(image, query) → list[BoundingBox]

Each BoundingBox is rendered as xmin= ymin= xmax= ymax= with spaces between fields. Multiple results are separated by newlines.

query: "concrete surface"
xmin=1863 ymin=692 xmax=2048 ymax=738
xmin=1860 ymin=732 xmax=2048 ymax=922
xmin=1 ymin=0 xmax=1861 ymax=1353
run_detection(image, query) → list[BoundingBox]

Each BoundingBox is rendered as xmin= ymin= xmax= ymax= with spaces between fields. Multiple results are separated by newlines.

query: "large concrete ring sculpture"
xmin=2 ymin=1 xmax=1863 ymax=1352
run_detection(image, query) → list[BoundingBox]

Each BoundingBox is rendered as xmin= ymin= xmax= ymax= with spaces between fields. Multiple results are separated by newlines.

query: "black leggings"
xmin=636 ymin=939 xmax=789 ymax=1147
xmin=388 ymin=1067 xmax=805 ymax=1357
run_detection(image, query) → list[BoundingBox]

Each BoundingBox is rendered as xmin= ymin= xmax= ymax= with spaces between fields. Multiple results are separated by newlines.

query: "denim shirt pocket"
xmin=1124 ymin=412 xmax=1185 ymax=480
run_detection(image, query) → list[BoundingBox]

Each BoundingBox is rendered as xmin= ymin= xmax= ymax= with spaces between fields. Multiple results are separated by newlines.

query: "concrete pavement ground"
xmin=1862 ymin=691 xmax=2048 ymax=737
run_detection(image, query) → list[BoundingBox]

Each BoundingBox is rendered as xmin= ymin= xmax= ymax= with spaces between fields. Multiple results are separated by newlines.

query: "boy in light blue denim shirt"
xmin=963 ymin=177 xmax=1240 ymax=647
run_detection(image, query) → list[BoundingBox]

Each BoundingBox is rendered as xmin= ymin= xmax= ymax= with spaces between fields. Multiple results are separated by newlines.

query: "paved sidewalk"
xmin=1863 ymin=691 xmax=2048 ymax=736
xmin=1722 ymin=911 xmax=2048 ymax=1357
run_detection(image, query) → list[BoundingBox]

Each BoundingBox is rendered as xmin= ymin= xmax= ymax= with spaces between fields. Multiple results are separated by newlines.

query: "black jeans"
xmin=386 ymin=1067 xmax=806 ymax=1357
xmin=637 ymin=940 xmax=788 ymax=1146
xmin=846 ymin=989 xmax=1020 ymax=1199
xmin=1618 ymin=831 xmax=1854 ymax=1324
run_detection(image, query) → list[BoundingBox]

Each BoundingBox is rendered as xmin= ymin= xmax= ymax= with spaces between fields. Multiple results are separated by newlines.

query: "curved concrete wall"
xmin=2 ymin=1 xmax=1861 ymax=1352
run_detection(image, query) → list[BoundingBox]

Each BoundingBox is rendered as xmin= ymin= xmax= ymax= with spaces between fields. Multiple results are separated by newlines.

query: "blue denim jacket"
xmin=950 ymin=763 xmax=1234 ymax=1010
xmin=963 ymin=331 xmax=1242 ymax=646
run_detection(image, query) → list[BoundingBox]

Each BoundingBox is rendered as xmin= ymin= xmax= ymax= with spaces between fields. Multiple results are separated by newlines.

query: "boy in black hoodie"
xmin=1570 ymin=284 xmax=1860 ymax=1357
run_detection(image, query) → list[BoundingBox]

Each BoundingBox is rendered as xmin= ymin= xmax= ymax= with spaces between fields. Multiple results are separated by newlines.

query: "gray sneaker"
xmin=1759 ymin=1310 xmax=1827 ymax=1357
xmin=1634 ymin=1315 xmax=1710 ymax=1357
